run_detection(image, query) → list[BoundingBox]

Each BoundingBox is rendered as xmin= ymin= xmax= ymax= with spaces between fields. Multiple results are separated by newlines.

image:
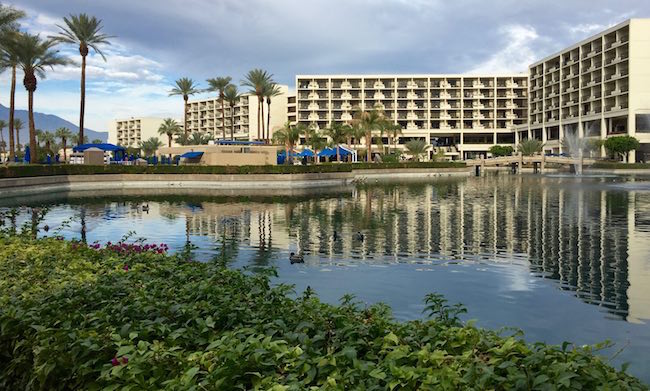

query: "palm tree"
xmin=353 ymin=107 xmax=388 ymax=162
xmin=1 ymin=23 xmax=24 ymax=161
xmin=0 ymin=140 xmax=5 ymax=159
xmin=385 ymin=122 xmax=403 ymax=153
xmin=169 ymin=77 xmax=200 ymax=136
xmin=272 ymin=121 xmax=301 ymax=165
xmin=175 ymin=132 xmax=191 ymax=146
xmin=52 ymin=14 xmax=113 ymax=146
xmin=0 ymin=120 xmax=6 ymax=157
xmin=241 ymin=69 xmax=272 ymax=142
xmin=189 ymin=131 xmax=211 ymax=145
xmin=71 ymin=133 xmax=89 ymax=146
xmin=41 ymin=131 xmax=56 ymax=154
xmin=158 ymin=118 xmax=181 ymax=147
xmin=91 ymin=138 xmax=103 ymax=144
xmin=405 ymin=139 xmax=428 ymax=162
xmin=264 ymin=83 xmax=283 ymax=143
xmin=518 ymin=139 xmax=544 ymax=156
xmin=205 ymin=76 xmax=232 ymax=140
xmin=349 ymin=121 xmax=365 ymax=156
xmin=55 ymin=127 xmax=72 ymax=161
xmin=324 ymin=122 xmax=351 ymax=162
xmin=304 ymin=127 xmax=327 ymax=164
xmin=15 ymin=33 xmax=69 ymax=163
xmin=139 ymin=137 xmax=163 ymax=157
xmin=223 ymin=84 xmax=242 ymax=140
xmin=13 ymin=118 xmax=23 ymax=153
xmin=35 ymin=129 xmax=45 ymax=147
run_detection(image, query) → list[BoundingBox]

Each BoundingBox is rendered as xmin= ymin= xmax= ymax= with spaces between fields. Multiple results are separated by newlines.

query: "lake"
xmin=2 ymin=174 xmax=649 ymax=382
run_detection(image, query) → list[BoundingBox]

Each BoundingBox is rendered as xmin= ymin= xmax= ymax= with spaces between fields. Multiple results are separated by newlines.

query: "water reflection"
xmin=1 ymin=176 xmax=649 ymax=324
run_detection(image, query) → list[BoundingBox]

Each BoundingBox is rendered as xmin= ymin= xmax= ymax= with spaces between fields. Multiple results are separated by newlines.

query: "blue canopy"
xmin=24 ymin=146 xmax=30 ymax=163
xmin=278 ymin=150 xmax=299 ymax=157
xmin=318 ymin=146 xmax=352 ymax=157
xmin=180 ymin=151 xmax=204 ymax=159
xmin=298 ymin=149 xmax=315 ymax=157
xmin=73 ymin=143 xmax=125 ymax=153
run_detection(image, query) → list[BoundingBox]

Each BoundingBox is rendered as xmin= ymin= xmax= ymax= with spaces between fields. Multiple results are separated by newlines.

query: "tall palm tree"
xmin=205 ymin=76 xmax=232 ymax=140
xmin=264 ymin=83 xmax=283 ymax=143
xmin=41 ymin=131 xmax=56 ymax=153
xmin=241 ymin=69 xmax=272 ymax=142
xmin=1 ymin=17 xmax=24 ymax=161
xmin=272 ymin=121 xmax=301 ymax=165
xmin=0 ymin=119 xmax=6 ymax=156
xmin=15 ymin=33 xmax=69 ymax=163
xmin=353 ymin=106 xmax=388 ymax=162
xmin=52 ymin=14 xmax=113 ymax=146
xmin=158 ymin=118 xmax=181 ymax=147
xmin=13 ymin=118 xmax=23 ymax=154
xmin=169 ymin=77 xmax=200 ymax=136
xmin=55 ymin=127 xmax=72 ymax=161
xmin=223 ymin=84 xmax=242 ymax=140
xmin=325 ymin=122 xmax=351 ymax=162
xmin=71 ymin=133 xmax=89 ymax=146
xmin=385 ymin=122 xmax=403 ymax=153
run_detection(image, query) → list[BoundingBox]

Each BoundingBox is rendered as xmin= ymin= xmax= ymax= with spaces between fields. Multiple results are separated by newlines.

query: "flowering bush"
xmin=0 ymin=233 xmax=646 ymax=390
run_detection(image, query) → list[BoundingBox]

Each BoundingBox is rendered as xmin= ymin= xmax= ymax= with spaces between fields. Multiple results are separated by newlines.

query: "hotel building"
xmin=108 ymin=117 xmax=171 ymax=148
xmin=526 ymin=18 xmax=650 ymax=162
xmin=295 ymin=75 xmax=528 ymax=160
xmin=185 ymin=85 xmax=290 ymax=141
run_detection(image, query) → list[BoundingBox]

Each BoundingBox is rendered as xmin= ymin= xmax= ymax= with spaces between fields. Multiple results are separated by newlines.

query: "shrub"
xmin=0 ymin=233 xmax=645 ymax=389
xmin=604 ymin=136 xmax=640 ymax=161
xmin=0 ymin=162 xmax=467 ymax=179
xmin=488 ymin=145 xmax=514 ymax=157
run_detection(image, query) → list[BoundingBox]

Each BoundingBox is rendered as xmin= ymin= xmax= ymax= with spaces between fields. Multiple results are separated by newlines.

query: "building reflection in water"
xmin=153 ymin=177 xmax=649 ymax=323
xmin=3 ymin=176 xmax=648 ymax=323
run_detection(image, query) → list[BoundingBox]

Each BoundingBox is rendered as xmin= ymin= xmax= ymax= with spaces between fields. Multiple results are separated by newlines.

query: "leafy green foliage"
xmin=518 ymin=139 xmax=544 ymax=156
xmin=405 ymin=139 xmax=429 ymax=162
xmin=0 ymin=161 xmax=467 ymax=178
xmin=488 ymin=145 xmax=514 ymax=157
xmin=604 ymin=136 xmax=640 ymax=160
xmin=0 ymin=234 xmax=645 ymax=389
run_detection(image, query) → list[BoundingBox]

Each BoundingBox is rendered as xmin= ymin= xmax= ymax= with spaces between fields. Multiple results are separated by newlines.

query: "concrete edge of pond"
xmin=0 ymin=168 xmax=471 ymax=199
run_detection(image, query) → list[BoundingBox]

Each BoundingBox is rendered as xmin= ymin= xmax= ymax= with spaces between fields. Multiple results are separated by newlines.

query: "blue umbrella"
xmin=23 ymin=146 xmax=30 ymax=163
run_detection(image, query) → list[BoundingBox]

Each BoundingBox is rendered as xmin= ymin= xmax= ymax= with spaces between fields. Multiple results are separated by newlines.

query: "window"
xmin=636 ymin=114 xmax=650 ymax=133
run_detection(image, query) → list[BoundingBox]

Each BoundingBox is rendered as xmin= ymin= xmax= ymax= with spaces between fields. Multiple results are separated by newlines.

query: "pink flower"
xmin=121 ymin=356 xmax=128 ymax=364
xmin=111 ymin=357 xmax=119 ymax=366
xmin=123 ymin=264 xmax=129 ymax=271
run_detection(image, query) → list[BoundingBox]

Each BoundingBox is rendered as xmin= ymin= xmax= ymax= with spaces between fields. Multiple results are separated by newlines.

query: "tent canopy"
xmin=298 ymin=148 xmax=315 ymax=157
xmin=180 ymin=151 xmax=204 ymax=159
xmin=318 ymin=145 xmax=352 ymax=157
xmin=73 ymin=143 xmax=125 ymax=153
xmin=278 ymin=150 xmax=299 ymax=157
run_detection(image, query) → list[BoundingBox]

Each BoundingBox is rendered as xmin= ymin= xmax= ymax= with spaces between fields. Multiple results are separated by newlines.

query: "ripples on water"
xmin=1 ymin=174 xmax=650 ymax=382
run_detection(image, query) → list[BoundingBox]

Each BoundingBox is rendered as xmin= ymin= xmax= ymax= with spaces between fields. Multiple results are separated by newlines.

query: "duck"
xmin=142 ymin=204 xmax=150 ymax=212
xmin=354 ymin=231 xmax=365 ymax=241
xmin=290 ymin=252 xmax=304 ymax=264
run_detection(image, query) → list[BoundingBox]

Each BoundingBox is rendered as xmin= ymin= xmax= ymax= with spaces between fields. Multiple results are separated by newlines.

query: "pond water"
xmin=2 ymin=174 xmax=650 ymax=383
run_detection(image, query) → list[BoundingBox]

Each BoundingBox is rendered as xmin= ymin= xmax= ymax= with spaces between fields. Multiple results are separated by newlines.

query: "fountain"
xmin=561 ymin=122 xmax=599 ymax=175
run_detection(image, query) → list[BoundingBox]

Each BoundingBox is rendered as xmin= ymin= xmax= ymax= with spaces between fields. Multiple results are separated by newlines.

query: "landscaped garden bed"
xmin=0 ymin=231 xmax=645 ymax=389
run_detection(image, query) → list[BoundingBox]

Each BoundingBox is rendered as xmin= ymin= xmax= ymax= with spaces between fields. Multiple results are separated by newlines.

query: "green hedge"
xmin=591 ymin=162 xmax=650 ymax=170
xmin=0 ymin=233 xmax=645 ymax=389
xmin=0 ymin=162 xmax=466 ymax=179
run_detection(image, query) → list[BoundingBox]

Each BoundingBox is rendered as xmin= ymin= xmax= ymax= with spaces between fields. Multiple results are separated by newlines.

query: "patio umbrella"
xmin=23 ymin=146 xmax=30 ymax=163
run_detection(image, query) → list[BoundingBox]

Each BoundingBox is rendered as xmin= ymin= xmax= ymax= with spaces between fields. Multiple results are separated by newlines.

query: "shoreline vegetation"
xmin=0 ymin=162 xmax=467 ymax=179
xmin=0 ymin=232 xmax=646 ymax=389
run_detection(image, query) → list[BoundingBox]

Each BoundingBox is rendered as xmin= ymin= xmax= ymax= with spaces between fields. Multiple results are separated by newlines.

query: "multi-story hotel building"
xmin=287 ymin=94 xmax=297 ymax=124
xmin=526 ymin=19 xmax=650 ymax=162
xmin=185 ymin=85 xmax=290 ymax=141
xmin=295 ymin=75 xmax=528 ymax=159
xmin=108 ymin=117 xmax=170 ymax=148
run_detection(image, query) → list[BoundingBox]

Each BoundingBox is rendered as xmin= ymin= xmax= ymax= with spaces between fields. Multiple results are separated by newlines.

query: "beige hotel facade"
xmin=109 ymin=19 xmax=650 ymax=162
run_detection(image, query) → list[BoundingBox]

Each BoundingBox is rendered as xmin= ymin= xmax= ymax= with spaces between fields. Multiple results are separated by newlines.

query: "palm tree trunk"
xmin=230 ymin=106 xmax=235 ymax=140
xmin=221 ymin=95 xmax=226 ymax=140
xmin=63 ymin=140 xmax=67 ymax=162
xmin=336 ymin=146 xmax=340 ymax=162
xmin=78 ymin=54 xmax=86 ymax=146
xmin=257 ymin=98 xmax=261 ymax=141
xmin=267 ymin=100 xmax=271 ymax=144
xmin=260 ymin=98 xmax=266 ymax=143
xmin=366 ymin=131 xmax=372 ymax=162
xmin=8 ymin=65 xmax=16 ymax=161
xmin=285 ymin=145 xmax=290 ymax=165
xmin=168 ymin=135 xmax=172 ymax=148
xmin=28 ymin=90 xmax=37 ymax=164
xmin=184 ymin=96 xmax=189 ymax=136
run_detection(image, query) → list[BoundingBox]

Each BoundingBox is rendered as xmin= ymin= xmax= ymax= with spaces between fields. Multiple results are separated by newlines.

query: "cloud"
xmin=467 ymin=25 xmax=540 ymax=74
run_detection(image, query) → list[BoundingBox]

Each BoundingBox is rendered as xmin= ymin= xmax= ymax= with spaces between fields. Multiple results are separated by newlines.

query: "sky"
xmin=2 ymin=0 xmax=648 ymax=132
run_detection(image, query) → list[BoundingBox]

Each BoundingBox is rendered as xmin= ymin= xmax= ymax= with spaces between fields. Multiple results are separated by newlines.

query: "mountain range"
xmin=0 ymin=104 xmax=108 ymax=143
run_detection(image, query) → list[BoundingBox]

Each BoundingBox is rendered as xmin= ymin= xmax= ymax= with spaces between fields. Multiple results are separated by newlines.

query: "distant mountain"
xmin=0 ymin=104 xmax=107 ymax=143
